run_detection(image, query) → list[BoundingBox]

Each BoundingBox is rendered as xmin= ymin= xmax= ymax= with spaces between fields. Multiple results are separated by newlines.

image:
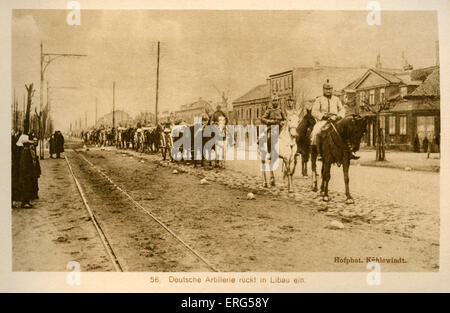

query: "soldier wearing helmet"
xmin=261 ymin=94 xmax=286 ymax=128
xmin=311 ymin=79 xmax=359 ymax=160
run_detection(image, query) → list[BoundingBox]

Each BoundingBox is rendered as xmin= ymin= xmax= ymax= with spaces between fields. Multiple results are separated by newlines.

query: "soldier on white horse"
xmin=260 ymin=95 xmax=286 ymax=187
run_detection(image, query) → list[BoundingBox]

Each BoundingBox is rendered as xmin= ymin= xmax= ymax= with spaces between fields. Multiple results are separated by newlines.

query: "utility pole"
xmin=155 ymin=41 xmax=160 ymax=125
xmin=112 ymin=82 xmax=115 ymax=128
xmin=95 ymin=97 xmax=98 ymax=127
xmin=13 ymin=88 xmax=17 ymax=132
xmin=22 ymin=94 xmax=25 ymax=132
xmin=39 ymin=40 xmax=87 ymax=159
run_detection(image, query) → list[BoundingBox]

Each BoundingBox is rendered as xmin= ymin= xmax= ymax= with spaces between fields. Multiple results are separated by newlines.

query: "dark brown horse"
xmin=295 ymin=109 xmax=316 ymax=177
xmin=310 ymin=114 xmax=368 ymax=203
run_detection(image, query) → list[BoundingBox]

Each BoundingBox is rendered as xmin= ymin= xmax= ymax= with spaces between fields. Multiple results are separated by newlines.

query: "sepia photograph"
xmin=2 ymin=0 xmax=449 ymax=295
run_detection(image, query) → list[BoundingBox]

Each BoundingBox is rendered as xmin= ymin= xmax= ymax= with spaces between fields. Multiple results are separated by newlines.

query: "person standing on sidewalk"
xmin=30 ymin=136 xmax=41 ymax=199
xmin=54 ymin=131 xmax=65 ymax=158
xmin=11 ymin=130 xmax=22 ymax=208
xmin=18 ymin=138 xmax=36 ymax=208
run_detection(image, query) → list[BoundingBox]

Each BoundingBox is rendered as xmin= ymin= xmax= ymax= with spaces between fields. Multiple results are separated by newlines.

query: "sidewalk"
xmin=354 ymin=150 xmax=440 ymax=172
xmin=12 ymin=155 xmax=113 ymax=271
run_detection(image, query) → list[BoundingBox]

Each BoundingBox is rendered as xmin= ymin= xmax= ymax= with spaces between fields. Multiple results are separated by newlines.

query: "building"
xmin=175 ymin=97 xmax=214 ymax=124
xmin=232 ymin=83 xmax=270 ymax=126
xmin=232 ymin=64 xmax=373 ymax=126
xmin=96 ymin=110 xmax=132 ymax=127
xmin=347 ymin=66 xmax=440 ymax=151
xmin=134 ymin=111 xmax=156 ymax=126
xmin=158 ymin=110 xmax=171 ymax=123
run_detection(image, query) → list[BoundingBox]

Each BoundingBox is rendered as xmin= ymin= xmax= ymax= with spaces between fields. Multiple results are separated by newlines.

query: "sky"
xmin=12 ymin=10 xmax=439 ymax=131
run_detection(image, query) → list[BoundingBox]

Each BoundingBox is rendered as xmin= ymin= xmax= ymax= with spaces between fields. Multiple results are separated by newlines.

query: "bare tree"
xmin=24 ymin=83 xmax=35 ymax=135
xmin=359 ymin=97 xmax=392 ymax=161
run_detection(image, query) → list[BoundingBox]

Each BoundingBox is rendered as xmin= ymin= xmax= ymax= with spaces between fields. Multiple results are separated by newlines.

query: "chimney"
xmin=376 ymin=54 xmax=382 ymax=71
xmin=436 ymin=40 xmax=440 ymax=66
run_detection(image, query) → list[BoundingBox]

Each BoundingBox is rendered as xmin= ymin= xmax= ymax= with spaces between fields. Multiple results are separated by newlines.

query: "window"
xmin=380 ymin=88 xmax=385 ymax=102
xmin=369 ymin=90 xmax=375 ymax=105
xmin=379 ymin=116 xmax=385 ymax=130
xmin=399 ymin=115 xmax=407 ymax=135
xmin=400 ymin=86 xmax=408 ymax=98
xmin=360 ymin=91 xmax=366 ymax=105
xmin=389 ymin=116 xmax=396 ymax=135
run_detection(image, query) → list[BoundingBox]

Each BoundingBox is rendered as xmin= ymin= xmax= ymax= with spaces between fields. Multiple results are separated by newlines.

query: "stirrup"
xmin=350 ymin=153 xmax=360 ymax=160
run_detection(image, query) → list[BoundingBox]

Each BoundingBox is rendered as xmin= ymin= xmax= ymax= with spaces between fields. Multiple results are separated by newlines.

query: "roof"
xmin=375 ymin=70 xmax=403 ymax=83
xmin=233 ymin=84 xmax=270 ymax=104
xmin=408 ymin=68 xmax=440 ymax=97
xmin=179 ymin=98 xmax=213 ymax=111
xmin=410 ymin=66 xmax=439 ymax=81
xmin=395 ymin=72 xmax=422 ymax=86
xmin=353 ymin=68 xmax=403 ymax=89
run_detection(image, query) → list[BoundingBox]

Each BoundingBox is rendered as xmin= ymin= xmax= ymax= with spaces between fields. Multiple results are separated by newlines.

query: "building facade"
xmin=96 ymin=110 xmax=132 ymax=127
xmin=232 ymin=83 xmax=270 ymax=126
xmin=347 ymin=66 xmax=440 ymax=151
xmin=174 ymin=97 xmax=214 ymax=125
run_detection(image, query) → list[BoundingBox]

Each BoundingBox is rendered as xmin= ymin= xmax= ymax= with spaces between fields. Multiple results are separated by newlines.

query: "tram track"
xmin=64 ymin=154 xmax=123 ymax=272
xmin=65 ymin=149 xmax=219 ymax=272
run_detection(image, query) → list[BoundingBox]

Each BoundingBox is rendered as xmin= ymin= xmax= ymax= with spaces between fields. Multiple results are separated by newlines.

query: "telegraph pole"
xmin=112 ymin=82 xmax=115 ymax=128
xmin=95 ymin=97 xmax=98 ymax=126
xmin=155 ymin=41 xmax=160 ymax=125
xmin=39 ymin=40 xmax=87 ymax=159
xmin=13 ymin=88 xmax=17 ymax=132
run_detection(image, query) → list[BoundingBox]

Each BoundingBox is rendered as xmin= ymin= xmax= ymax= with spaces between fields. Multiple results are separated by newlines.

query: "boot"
xmin=316 ymin=137 xmax=323 ymax=161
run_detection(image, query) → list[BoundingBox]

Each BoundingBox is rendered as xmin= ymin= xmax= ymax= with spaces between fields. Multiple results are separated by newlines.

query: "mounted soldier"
xmin=311 ymin=79 xmax=359 ymax=160
xmin=260 ymin=94 xmax=287 ymax=187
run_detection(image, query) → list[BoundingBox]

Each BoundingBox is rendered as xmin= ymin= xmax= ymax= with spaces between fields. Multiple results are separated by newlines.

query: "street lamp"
xmin=39 ymin=41 xmax=87 ymax=159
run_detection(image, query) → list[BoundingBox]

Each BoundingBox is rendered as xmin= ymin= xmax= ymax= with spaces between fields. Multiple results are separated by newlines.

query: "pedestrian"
xmin=18 ymin=137 xmax=36 ymax=208
xmin=413 ymin=134 xmax=420 ymax=152
xmin=427 ymin=137 xmax=433 ymax=159
xmin=49 ymin=134 xmax=55 ymax=158
xmin=11 ymin=130 xmax=22 ymax=208
xmin=54 ymin=130 xmax=65 ymax=158
xmin=422 ymin=137 xmax=429 ymax=153
xmin=30 ymin=136 xmax=41 ymax=199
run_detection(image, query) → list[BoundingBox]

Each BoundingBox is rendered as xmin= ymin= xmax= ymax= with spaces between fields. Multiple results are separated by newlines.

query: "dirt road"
xmin=12 ymin=156 xmax=114 ymax=272
xmin=12 ymin=140 xmax=439 ymax=272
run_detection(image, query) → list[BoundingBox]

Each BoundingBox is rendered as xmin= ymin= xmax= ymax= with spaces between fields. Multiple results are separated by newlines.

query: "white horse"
xmin=279 ymin=110 xmax=301 ymax=193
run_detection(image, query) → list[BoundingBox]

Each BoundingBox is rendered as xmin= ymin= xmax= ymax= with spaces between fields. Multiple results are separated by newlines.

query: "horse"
xmin=296 ymin=109 xmax=316 ymax=177
xmin=279 ymin=110 xmax=302 ymax=193
xmin=311 ymin=114 xmax=368 ymax=203
xmin=159 ymin=122 xmax=173 ymax=160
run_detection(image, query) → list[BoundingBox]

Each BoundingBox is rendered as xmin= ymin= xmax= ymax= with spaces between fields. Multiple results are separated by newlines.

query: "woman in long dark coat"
xmin=55 ymin=131 xmax=65 ymax=158
xmin=11 ymin=131 xmax=22 ymax=207
xmin=19 ymin=140 xmax=37 ymax=208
